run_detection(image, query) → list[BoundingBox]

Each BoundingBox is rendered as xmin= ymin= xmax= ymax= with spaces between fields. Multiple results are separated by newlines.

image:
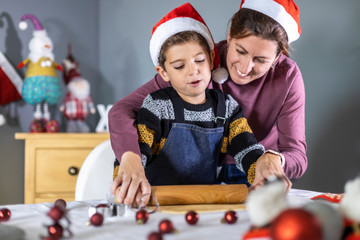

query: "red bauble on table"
xmin=271 ymin=208 xmax=322 ymax=240
xmin=136 ymin=209 xmax=149 ymax=224
xmin=185 ymin=210 xmax=199 ymax=225
xmin=48 ymin=206 xmax=64 ymax=222
xmin=0 ymin=208 xmax=11 ymax=222
xmin=159 ymin=219 xmax=175 ymax=234
xmin=147 ymin=231 xmax=163 ymax=240
xmin=221 ymin=210 xmax=238 ymax=224
xmin=48 ymin=223 xmax=63 ymax=239
xmin=90 ymin=213 xmax=104 ymax=226
xmin=54 ymin=199 xmax=67 ymax=210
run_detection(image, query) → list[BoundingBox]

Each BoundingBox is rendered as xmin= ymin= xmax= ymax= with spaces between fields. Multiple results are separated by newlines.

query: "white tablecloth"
xmin=0 ymin=189 xmax=323 ymax=240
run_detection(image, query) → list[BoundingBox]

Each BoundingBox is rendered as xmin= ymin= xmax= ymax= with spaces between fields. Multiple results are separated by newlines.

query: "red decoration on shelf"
xmin=148 ymin=231 xmax=163 ymax=240
xmin=271 ymin=208 xmax=322 ymax=240
xmin=185 ymin=210 xmax=199 ymax=225
xmin=90 ymin=213 xmax=104 ymax=226
xmin=0 ymin=208 xmax=11 ymax=222
xmin=136 ymin=209 xmax=149 ymax=225
xmin=221 ymin=210 xmax=238 ymax=224
xmin=159 ymin=219 xmax=175 ymax=234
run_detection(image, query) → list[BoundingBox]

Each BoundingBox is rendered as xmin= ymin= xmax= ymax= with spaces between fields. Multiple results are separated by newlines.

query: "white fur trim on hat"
xmin=242 ymin=0 xmax=300 ymax=43
xmin=150 ymin=17 xmax=214 ymax=66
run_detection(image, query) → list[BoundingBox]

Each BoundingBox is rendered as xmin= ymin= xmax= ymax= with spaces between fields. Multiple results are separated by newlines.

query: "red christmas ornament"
xmin=90 ymin=213 xmax=104 ymax=226
xmin=45 ymin=120 xmax=60 ymax=133
xmin=48 ymin=223 xmax=63 ymax=239
xmin=185 ymin=210 xmax=199 ymax=225
xmin=221 ymin=210 xmax=238 ymax=224
xmin=345 ymin=234 xmax=360 ymax=240
xmin=159 ymin=219 xmax=174 ymax=234
xmin=271 ymin=208 xmax=322 ymax=240
xmin=136 ymin=209 xmax=149 ymax=224
xmin=54 ymin=199 xmax=66 ymax=210
xmin=30 ymin=119 xmax=46 ymax=132
xmin=48 ymin=206 xmax=64 ymax=222
xmin=0 ymin=208 xmax=11 ymax=222
xmin=148 ymin=231 xmax=163 ymax=240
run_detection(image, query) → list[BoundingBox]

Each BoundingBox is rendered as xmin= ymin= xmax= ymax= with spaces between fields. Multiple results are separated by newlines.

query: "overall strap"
xmin=212 ymin=89 xmax=226 ymax=127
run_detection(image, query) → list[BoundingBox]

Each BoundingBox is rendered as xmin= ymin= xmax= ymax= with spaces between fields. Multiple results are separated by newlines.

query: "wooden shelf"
xmin=15 ymin=132 xmax=110 ymax=204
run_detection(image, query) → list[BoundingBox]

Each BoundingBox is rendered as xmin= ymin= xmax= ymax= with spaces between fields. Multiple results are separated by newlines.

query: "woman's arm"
xmin=108 ymin=73 xmax=170 ymax=161
xmin=277 ymin=66 xmax=307 ymax=179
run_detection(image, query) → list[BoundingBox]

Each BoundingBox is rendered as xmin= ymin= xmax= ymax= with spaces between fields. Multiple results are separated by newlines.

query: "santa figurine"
xmin=17 ymin=14 xmax=62 ymax=132
xmin=60 ymin=45 xmax=96 ymax=132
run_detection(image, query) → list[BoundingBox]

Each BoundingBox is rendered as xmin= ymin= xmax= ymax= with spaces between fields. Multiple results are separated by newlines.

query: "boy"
xmin=113 ymin=3 xmax=264 ymax=201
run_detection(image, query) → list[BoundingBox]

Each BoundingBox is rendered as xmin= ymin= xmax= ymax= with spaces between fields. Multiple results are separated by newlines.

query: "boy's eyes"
xmin=174 ymin=65 xmax=184 ymax=70
xmin=172 ymin=59 xmax=206 ymax=70
xmin=195 ymin=59 xmax=205 ymax=63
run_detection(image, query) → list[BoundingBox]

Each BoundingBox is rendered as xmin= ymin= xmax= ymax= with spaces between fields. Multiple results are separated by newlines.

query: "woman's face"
xmin=226 ymin=34 xmax=279 ymax=85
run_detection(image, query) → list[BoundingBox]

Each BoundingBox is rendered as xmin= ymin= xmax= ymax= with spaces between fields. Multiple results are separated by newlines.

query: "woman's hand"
xmin=111 ymin=151 xmax=151 ymax=207
xmin=250 ymin=152 xmax=292 ymax=193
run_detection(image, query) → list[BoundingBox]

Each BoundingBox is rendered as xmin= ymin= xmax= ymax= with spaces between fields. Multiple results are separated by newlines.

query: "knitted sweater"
xmin=136 ymin=87 xmax=264 ymax=184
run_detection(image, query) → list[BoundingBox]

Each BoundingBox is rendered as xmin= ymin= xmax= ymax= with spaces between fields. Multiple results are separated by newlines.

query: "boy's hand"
xmin=250 ymin=152 xmax=292 ymax=193
xmin=111 ymin=151 xmax=151 ymax=207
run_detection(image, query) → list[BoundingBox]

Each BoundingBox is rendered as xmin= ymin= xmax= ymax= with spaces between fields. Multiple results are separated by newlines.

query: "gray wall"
xmin=0 ymin=0 xmax=99 ymax=204
xmin=1 ymin=0 xmax=360 ymax=204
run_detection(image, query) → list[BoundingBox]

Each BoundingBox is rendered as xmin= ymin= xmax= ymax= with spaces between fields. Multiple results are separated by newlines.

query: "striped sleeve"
xmin=225 ymin=95 xmax=265 ymax=184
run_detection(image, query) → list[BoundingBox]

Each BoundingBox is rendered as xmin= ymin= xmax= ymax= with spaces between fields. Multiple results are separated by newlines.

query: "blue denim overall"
xmin=145 ymin=92 xmax=226 ymax=186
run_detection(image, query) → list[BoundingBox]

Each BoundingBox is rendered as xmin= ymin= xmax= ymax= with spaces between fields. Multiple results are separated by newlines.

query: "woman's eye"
xmin=236 ymin=49 xmax=246 ymax=55
xmin=255 ymin=58 xmax=265 ymax=64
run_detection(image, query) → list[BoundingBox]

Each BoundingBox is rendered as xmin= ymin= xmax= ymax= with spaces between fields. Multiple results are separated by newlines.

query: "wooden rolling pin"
xmin=149 ymin=184 xmax=248 ymax=206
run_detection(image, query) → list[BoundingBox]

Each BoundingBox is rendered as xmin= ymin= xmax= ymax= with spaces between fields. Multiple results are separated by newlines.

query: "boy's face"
xmin=156 ymin=41 xmax=213 ymax=105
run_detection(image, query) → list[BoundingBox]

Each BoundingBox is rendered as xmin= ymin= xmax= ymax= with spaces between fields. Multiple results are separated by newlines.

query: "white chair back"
xmin=75 ymin=139 xmax=115 ymax=201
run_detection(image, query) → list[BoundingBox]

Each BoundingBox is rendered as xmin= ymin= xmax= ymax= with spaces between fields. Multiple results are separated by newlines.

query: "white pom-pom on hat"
xmin=19 ymin=21 xmax=28 ymax=30
xmin=0 ymin=114 xmax=6 ymax=126
xmin=246 ymin=180 xmax=288 ymax=227
xmin=340 ymin=176 xmax=360 ymax=222
xmin=212 ymin=67 xmax=228 ymax=84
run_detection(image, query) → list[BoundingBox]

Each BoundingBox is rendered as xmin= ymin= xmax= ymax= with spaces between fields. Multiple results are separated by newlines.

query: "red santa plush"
xmin=60 ymin=47 xmax=95 ymax=132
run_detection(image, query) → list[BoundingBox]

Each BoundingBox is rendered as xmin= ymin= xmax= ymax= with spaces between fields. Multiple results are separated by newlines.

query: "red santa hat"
xmin=0 ymin=51 xmax=22 ymax=106
xmin=240 ymin=0 xmax=301 ymax=43
xmin=62 ymin=44 xmax=82 ymax=85
xmin=149 ymin=3 xmax=228 ymax=84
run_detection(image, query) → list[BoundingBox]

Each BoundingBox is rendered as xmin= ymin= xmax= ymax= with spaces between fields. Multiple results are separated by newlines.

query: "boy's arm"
xmin=226 ymin=104 xmax=265 ymax=184
xmin=111 ymin=93 xmax=164 ymax=206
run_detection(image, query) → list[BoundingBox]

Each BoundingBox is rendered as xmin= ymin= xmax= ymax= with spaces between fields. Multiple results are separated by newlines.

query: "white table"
xmin=0 ymin=189 xmax=323 ymax=240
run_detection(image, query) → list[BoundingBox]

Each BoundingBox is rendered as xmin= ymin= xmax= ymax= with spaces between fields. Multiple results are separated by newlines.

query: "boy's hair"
xmin=158 ymin=31 xmax=211 ymax=71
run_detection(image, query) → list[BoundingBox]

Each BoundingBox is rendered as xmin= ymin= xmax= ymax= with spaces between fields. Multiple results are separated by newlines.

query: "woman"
xmin=109 ymin=0 xmax=306 ymax=206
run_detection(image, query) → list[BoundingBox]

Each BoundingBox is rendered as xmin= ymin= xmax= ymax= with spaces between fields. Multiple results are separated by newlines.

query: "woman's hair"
xmin=158 ymin=31 xmax=211 ymax=70
xmin=229 ymin=8 xmax=289 ymax=57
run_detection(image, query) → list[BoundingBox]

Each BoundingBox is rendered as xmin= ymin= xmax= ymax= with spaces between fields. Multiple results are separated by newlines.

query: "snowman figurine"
xmin=17 ymin=14 xmax=62 ymax=132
